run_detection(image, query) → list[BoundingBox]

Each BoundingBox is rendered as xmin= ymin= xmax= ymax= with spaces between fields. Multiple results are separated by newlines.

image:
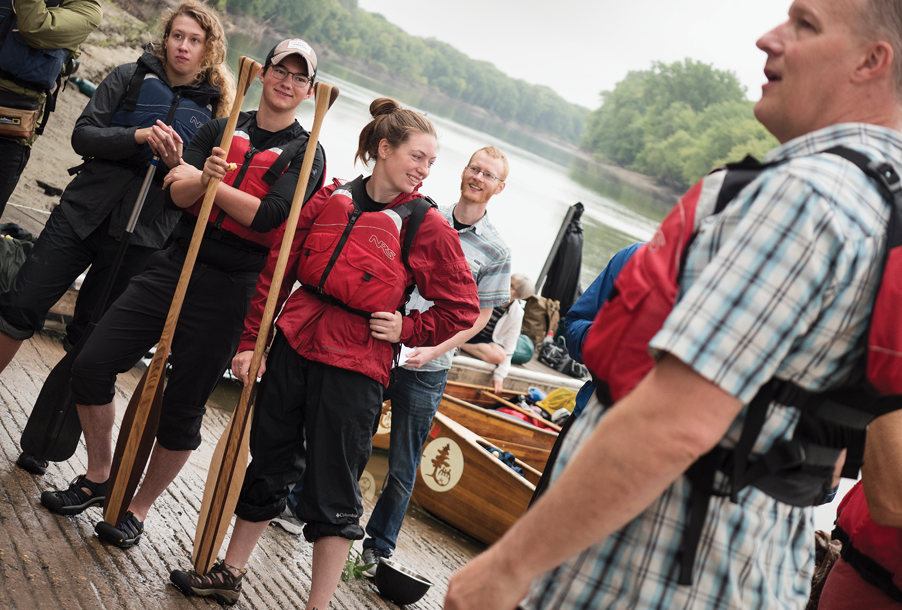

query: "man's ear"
xmin=494 ymin=181 xmax=506 ymax=196
xmin=854 ymin=40 xmax=894 ymax=83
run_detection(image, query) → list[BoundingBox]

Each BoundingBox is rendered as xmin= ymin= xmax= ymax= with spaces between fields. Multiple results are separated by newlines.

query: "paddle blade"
xmin=103 ymin=367 xmax=165 ymax=526
xmin=193 ymin=402 xmax=254 ymax=573
xmin=20 ymin=346 xmax=83 ymax=462
xmin=237 ymin=56 xmax=262 ymax=97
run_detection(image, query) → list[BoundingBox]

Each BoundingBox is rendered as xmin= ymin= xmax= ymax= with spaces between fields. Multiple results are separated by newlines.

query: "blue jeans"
xmin=363 ymin=366 xmax=448 ymax=555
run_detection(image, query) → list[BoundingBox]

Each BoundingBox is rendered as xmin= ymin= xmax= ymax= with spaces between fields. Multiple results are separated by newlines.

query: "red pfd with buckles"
xmin=298 ymin=178 xmax=419 ymax=315
xmin=183 ymin=129 xmax=285 ymax=249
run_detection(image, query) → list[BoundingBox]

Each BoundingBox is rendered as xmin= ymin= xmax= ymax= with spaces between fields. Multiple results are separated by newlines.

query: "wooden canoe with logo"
xmin=372 ymin=394 xmax=557 ymax=471
xmin=411 ymin=412 xmax=540 ymax=545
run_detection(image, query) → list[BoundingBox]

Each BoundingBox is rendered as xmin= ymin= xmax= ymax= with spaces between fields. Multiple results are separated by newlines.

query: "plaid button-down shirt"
xmin=404 ymin=204 xmax=511 ymax=371
xmin=523 ymin=123 xmax=902 ymax=610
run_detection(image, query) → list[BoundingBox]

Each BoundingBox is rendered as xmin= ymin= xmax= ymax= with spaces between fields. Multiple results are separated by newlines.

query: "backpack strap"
xmin=401 ymin=195 xmax=437 ymax=265
xmin=121 ymin=61 xmax=150 ymax=113
xmin=262 ymin=132 xmax=308 ymax=186
xmin=677 ymin=145 xmax=902 ymax=586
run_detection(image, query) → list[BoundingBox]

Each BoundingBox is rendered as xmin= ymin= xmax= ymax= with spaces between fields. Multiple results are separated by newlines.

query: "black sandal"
xmin=95 ymin=510 xmax=144 ymax=549
xmin=40 ymin=474 xmax=106 ymax=515
xmin=16 ymin=451 xmax=48 ymax=475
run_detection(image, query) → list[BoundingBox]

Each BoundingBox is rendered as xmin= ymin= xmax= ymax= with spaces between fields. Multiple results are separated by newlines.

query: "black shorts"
xmin=71 ymin=244 xmax=257 ymax=450
xmin=0 ymin=207 xmax=154 ymax=344
xmin=234 ymin=330 xmax=383 ymax=542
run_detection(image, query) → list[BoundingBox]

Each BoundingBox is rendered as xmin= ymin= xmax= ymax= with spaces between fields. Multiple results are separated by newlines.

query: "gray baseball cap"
xmin=265 ymin=39 xmax=317 ymax=77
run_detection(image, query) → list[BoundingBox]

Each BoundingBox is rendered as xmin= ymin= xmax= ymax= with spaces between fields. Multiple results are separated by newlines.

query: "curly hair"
xmin=355 ymin=97 xmax=437 ymax=167
xmin=151 ymin=0 xmax=235 ymax=118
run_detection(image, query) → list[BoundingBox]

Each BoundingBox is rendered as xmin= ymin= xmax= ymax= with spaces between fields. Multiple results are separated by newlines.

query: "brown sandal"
xmin=170 ymin=560 xmax=245 ymax=606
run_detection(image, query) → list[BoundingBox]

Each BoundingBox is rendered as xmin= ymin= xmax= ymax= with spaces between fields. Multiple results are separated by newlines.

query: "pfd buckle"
xmin=761 ymin=440 xmax=807 ymax=474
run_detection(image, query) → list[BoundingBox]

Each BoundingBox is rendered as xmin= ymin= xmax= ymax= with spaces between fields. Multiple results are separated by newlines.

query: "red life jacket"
xmin=298 ymin=176 xmax=436 ymax=317
xmin=183 ymin=116 xmax=315 ymax=249
xmin=832 ymin=481 xmax=902 ymax=603
xmin=581 ymin=146 xmax=902 ymax=585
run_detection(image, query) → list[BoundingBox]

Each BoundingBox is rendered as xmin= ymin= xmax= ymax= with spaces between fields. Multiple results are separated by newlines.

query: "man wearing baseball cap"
xmin=40 ymin=39 xmax=326 ymax=558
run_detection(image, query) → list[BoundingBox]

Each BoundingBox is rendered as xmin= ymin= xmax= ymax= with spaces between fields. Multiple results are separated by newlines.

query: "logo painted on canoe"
xmin=359 ymin=470 xmax=376 ymax=501
xmin=420 ymin=437 xmax=464 ymax=492
xmin=376 ymin=401 xmax=392 ymax=435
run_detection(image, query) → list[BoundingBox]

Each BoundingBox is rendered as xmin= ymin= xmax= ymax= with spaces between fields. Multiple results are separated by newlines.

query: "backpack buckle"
xmin=868 ymin=160 xmax=902 ymax=195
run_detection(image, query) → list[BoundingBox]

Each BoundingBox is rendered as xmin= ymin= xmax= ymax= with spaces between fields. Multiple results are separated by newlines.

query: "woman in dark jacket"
xmin=5 ymin=0 xmax=232 ymax=474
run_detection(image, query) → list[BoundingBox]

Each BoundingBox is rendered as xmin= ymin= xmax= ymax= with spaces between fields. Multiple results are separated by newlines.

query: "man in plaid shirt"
xmin=445 ymin=0 xmax=902 ymax=608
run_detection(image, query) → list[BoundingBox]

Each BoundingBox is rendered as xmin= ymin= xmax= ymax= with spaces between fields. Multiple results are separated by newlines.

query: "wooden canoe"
xmin=411 ymin=412 xmax=539 ymax=545
xmin=372 ymin=394 xmax=557 ymax=471
xmin=443 ymin=380 xmax=525 ymax=408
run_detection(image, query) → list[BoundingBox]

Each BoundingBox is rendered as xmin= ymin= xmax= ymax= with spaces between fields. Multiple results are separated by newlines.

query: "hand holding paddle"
xmin=192 ymin=81 xmax=340 ymax=573
xmin=103 ymin=56 xmax=263 ymax=528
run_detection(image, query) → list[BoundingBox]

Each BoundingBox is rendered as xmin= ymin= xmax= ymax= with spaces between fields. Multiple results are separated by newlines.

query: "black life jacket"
xmin=69 ymin=56 xmax=220 ymax=178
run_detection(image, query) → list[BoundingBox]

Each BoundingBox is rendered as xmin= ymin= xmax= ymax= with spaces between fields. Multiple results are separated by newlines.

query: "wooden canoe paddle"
xmin=102 ymin=56 xmax=263 ymax=528
xmin=192 ymin=81 xmax=340 ymax=574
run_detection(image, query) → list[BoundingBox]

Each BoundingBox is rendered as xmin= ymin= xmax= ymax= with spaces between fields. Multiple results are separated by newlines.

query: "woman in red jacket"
xmin=170 ymin=97 xmax=479 ymax=607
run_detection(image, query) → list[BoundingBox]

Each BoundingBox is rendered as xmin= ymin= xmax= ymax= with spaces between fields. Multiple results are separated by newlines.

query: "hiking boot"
xmin=270 ymin=506 xmax=304 ymax=535
xmin=40 ymin=474 xmax=106 ymax=515
xmin=170 ymin=559 xmax=244 ymax=606
xmin=95 ymin=510 xmax=143 ymax=549
xmin=16 ymin=451 xmax=48 ymax=475
xmin=361 ymin=547 xmax=389 ymax=578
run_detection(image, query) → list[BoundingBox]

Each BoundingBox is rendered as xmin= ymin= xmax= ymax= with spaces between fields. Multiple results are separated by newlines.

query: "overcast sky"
xmin=357 ymin=0 xmax=794 ymax=109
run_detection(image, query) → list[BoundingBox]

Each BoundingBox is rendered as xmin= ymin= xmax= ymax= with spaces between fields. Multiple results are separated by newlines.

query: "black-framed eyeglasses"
xmin=270 ymin=65 xmax=311 ymax=88
xmin=465 ymin=164 xmax=501 ymax=182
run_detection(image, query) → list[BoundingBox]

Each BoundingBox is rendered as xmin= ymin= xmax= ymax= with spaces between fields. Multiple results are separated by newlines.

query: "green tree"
xmin=583 ymin=59 xmax=778 ymax=188
xmin=222 ymin=0 xmax=586 ymax=143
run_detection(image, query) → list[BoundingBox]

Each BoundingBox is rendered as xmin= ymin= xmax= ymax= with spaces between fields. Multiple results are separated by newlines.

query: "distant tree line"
xmin=222 ymin=0 xmax=587 ymax=143
xmin=582 ymin=59 xmax=778 ymax=189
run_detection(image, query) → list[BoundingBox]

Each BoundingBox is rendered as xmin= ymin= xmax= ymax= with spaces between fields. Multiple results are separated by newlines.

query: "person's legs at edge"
xmin=0 ymin=138 xmax=31 ymax=219
xmin=0 ymin=207 xmax=100 ymax=372
xmin=364 ymin=367 xmax=447 ymax=558
xmin=460 ymin=341 xmax=505 ymax=364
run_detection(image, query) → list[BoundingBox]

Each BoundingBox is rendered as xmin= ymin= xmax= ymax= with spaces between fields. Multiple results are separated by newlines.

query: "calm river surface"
xmin=236 ymin=61 xmax=667 ymax=290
